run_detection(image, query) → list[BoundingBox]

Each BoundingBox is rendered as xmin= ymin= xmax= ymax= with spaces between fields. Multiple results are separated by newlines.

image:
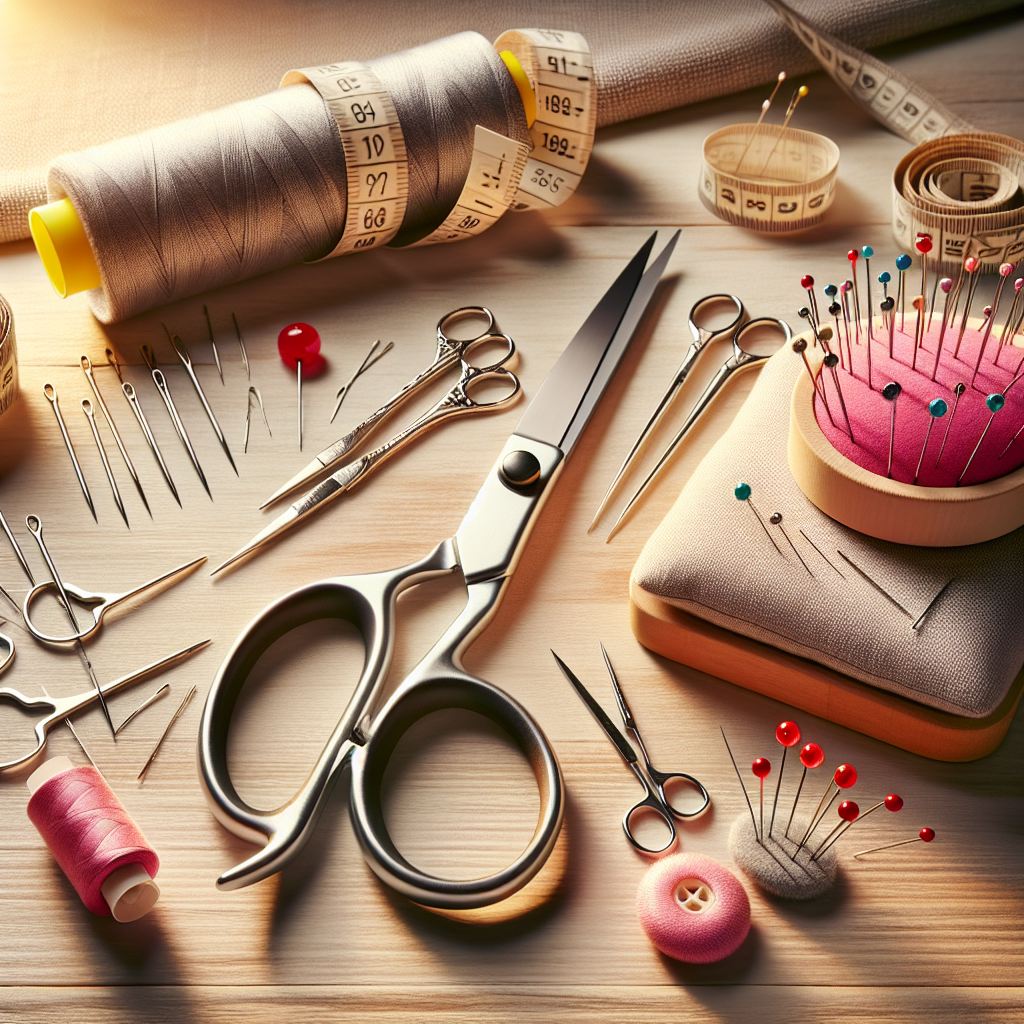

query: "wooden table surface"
xmin=1 ymin=12 xmax=1022 ymax=1023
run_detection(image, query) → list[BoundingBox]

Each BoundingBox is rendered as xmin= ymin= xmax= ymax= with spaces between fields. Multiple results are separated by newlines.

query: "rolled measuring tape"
xmin=281 ymin=28 xmax=595 ymax=255
xmin=893 ymin=133 xmax=1024 ymax=273
xmin=765 ymin=0 xmax=1024 ymax=270
xmin=699 ymin=123 xmax=839 ymax=232
xmin=0 ymin=292 xmax=17 ymax=419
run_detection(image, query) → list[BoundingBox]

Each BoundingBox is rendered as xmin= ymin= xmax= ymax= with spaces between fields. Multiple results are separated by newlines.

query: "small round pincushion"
xmin=728 ymin=813 xmax=837 ymax=900
xmin=788 ymin=312 xmax=1024 ymax=546
xmin=636 ymin=853 xmax=751 ymax=963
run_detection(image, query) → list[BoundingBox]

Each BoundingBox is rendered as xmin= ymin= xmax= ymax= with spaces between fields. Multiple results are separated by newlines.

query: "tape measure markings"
xmin=281 ymin=62 xmax=409 ymax=257
xmin=495 ymin=30 xmax=596 ymax=212
xmin=285 ymin=29 xmax=596 ymax=258
xmin=412 ymin=126 xmax=529 ymax=246
xmin=699 ymin=124 xmax=840 ymax=232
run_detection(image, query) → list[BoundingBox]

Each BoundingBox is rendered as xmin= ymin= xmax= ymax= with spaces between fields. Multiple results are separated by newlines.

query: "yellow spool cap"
xmin=29 ymin=198 xmax=101 ymax=298
xmin=499 ymin=49 xmax=536 ymax=128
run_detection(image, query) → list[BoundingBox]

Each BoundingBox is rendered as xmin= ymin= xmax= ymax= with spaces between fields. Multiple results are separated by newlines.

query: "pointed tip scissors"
xmin=23 ymin=556 xmax=206 ymax=645
xmin=552 ymin=645 xmax=710 ymax=853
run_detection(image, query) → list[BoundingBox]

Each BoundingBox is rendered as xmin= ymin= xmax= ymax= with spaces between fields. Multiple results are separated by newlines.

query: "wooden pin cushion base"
xmin=630 ymin=577 xmax=1024 ymax=762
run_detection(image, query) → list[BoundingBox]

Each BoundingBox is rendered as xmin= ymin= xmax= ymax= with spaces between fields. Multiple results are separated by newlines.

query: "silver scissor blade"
xmin=514 ymin=233 xmax=656 ymax=453
xmin=562 ymin=230 xmax=679 ymax=456
xmin=551 ymin=650 xmax=638 ymax=765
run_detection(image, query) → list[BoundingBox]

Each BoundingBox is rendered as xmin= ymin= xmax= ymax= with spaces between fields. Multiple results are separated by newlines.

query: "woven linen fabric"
xmin=1 ymin=0 xmax=1019 ymax=242
xmin=631 ymin=343 xmax=1024 ymax=720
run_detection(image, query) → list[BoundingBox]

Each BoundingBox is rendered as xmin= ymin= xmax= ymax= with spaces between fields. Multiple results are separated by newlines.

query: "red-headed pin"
xmin=768 ymin=721 xmax=800 ymax=838
xmin=814 ymin=793 xmax=902 ymax=860
xmin=801 ymin=275 xmax=820 ymax=335
xmin=278 ymin=322 xmax=325 ymax=450
xmin=784 ymin=741 xmax=824 ymax=840
xmin=752 ymin=757 xmax=771 ymax=840
xmin=810 ymin=799 xmax=859 ymax=860
xmin=854 ymin=826 xmax=935 ymax=859
xmin=847 ymin=250 xmax=862 ymax=340
xmin=972 ymin=263 xmax=1015 ymax=385
xmin=797 ymin=762 xmax=856 ymax=853
xmin=954 ymin=256 xmax=981 ymax=358
xmin=931 ymin=278 xmax=954 ymax=381
xmin=915 ymin=234 xmax=932 ymax=336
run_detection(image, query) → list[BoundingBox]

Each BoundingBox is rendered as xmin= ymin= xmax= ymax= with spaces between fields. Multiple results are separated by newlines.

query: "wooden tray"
xmin=630 ymin=579 xmax=1024 ymax=762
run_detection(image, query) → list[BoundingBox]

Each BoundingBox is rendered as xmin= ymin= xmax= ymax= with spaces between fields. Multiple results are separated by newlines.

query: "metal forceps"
xmin=591 ymin=294 xmax=745 ymax=530
xmin=607 ymin=305 xmax=792 ymax=539
xmin=0 ymin=640 xmax=210 ymax=774
xmin=552 ymin=647 xmax=710 ymax=853
xmin=214 ymin=309 xmax=522 ymax=573
xmin=263 ymin=306 xmax=515 ymax=508
xmin=22 ymin=556 xmax=206 ymax=645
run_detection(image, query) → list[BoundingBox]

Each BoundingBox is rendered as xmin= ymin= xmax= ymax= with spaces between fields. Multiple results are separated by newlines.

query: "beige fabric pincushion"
xmin=631 ymin=344 xmax=1024 ymax=719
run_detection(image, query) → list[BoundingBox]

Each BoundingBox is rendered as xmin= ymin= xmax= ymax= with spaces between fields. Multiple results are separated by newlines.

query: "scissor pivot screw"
xmin=500 ymin=450 xmax=541 ymax=488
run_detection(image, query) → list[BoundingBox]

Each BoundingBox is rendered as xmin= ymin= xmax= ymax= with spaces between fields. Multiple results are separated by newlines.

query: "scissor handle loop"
xmin=22 ymin=580 xmax=103 ymax=645
xmin=437 ymin=306 xmax=497 ymax=349
xmin=0 ymin=687 xmax=52 ymax=773
xmin=687 ymin=294 xmax=745 ymax=344
xmin=456 ymin=364 xmax=522 ymax=410
xmin=623 ymin=779 xmax=678 ymax=855
xmin=350 ymin=673 xmax=564 ymax=908
xmin=646 ymin=765 xmax=712 ymax=820
xmin=731 ymin=316 xmax=793 ymax=362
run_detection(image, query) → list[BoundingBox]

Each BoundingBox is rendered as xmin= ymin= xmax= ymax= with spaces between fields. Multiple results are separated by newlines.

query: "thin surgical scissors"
xmin=263 ymin=307 xmax=516 ymax=508
xmin=214 ymin=308 xmax=522 ymax=573
xmin=552 ymin=646 xmax=710 ymax=853
xmin=0 ymin=640 xmax=210 ymax=774
xmin=23 ymin=556 xmax=206 ymax=645
xmin=590 ymin=294 xmax=744 ymax=530
xmin=606 ymin=301 xmax=792 ymax=539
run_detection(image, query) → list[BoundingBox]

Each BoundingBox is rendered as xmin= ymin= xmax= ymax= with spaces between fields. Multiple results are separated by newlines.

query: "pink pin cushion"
xmin=636 ymin=852 xmax=750 ymax=963
xmin=789 ymin=318 xmax=1024 ymax=546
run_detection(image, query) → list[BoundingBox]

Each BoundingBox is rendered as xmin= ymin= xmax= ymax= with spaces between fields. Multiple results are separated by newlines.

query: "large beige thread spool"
xmin=0 ymin=293 xmax=17 ymax=419
xmin=28 ymin=29 xmax=595 ymax=324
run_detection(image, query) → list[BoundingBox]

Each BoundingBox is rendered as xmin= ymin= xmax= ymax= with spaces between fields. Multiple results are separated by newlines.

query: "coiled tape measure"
xmin=283 ymin=28 xmax=596 ymax=257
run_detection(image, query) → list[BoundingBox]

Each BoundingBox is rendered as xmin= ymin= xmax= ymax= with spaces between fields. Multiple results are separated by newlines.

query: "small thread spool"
xmin=26 ymin=756 xmax=160 ymax=922
xmin=636 ymin=853 xmax=751 ymax=963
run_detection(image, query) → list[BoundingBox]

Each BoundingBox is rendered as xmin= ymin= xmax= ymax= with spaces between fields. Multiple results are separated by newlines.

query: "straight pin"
xmin=848 ymin=250 xmax=862 ymax=342
xmin=734 ymin=72 xmax=785 ymax=175
xmin=913 ymin=399 xmax=948 ymax=485
xmin=122 ymin=383 xmax=181 ymax=506
xmin=801 ymin=276 xmax=820 ymax=337
xmin=837 ymin=549 xmax=914 ymax=618
xmin=138 ymin=685 xmax=198 ymax=782
xmin=915 ymin=235 xmax=932 ymax=343
xmin=769 ymin=722 xmax=801 ymax=838
xmin=721 ymin=728 xmax=762 ymax=846
xmin=996 ymin=279 xmax=1024 ymax=361
xmin=861 ymin=246 xmax=874 ymax=339
xmin=243 ymin=387 xmax=272 ymax=453
xmin=883 ymin=297 xmax=896 ymax=358
xmin=330 ymin=339 xmax=394 ymax=423
xmin=883 ymin=381 xmax=902 ymax=478
xmin=895 ymin=253 xmax=912 ymax=333
xmin=954 ymin=257 xmax=981 ymax=358
xmin=785 ymin=742 xmax=824 ymax=841
xmin=840 ymin=281 xmax=853 ymax=349
xmin=824 ymin=352 xmax=855 ymax=443
xmin=734 ymin=482 xmax=784 ymax=557
xmin=114 ymin=683 xmax=170 ymax=736
xmin=957 ymin=393 xmax=1005 ymax=486
xmin=798 ymin=529 xmax=845 ymax=578
xmin=854 ymin=827 xmax=935 ymax=859
xmin=756 ymin=84 xmax=808 ymax=176
xmin=931 ymin=278 xmax=954 ymax=381
xmin=792 ymin=338 xmax=835 ymax=426
xmin=971 ymin=263 xmax=1015 ymax=388
xmin=769 ymin=512 xmax=814 ymax=577
xmin=934 ymin=382 xmax=966 ymax=468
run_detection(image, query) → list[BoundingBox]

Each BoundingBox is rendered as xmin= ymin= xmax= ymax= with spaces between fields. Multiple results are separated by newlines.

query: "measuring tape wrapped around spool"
xmin=699 ymin=123 xmax=839 ymax=232
xmin=766 ymin=0 xmax=1024 ymax=269
xmin=30 ymin=29 xmax=596 ymax=322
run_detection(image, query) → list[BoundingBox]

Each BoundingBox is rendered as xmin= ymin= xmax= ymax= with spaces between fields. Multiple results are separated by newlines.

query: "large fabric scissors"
xmin=604 ymin=296 xmax=792 ymax=538
xmin=213 ymin=307 xmax=523 ymax=573
xmin=0 ymin=640 xmax=210 ymax=774
xmin=552 ymin=646 xmax=710 ymax=854
xmin=198 ymin=231 xmax=680 ymax=907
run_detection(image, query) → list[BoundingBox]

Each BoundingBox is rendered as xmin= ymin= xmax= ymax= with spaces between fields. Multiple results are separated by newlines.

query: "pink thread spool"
xmin=26 ymin=756 xmax=160 ymax=922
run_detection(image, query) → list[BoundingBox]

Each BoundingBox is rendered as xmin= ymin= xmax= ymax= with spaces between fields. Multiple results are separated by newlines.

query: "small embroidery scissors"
xmin=591 ymin=294 xmax=791 ymax=538
xmin=214 ymin=307 xmax=523 ymax=573
xmin=22 ymin=556 xmax=206 ymax=645
xmin=552 ymin=645 xmax=710 ymax=853
xmin=0 ymin=639 xmax=210 ymax=773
